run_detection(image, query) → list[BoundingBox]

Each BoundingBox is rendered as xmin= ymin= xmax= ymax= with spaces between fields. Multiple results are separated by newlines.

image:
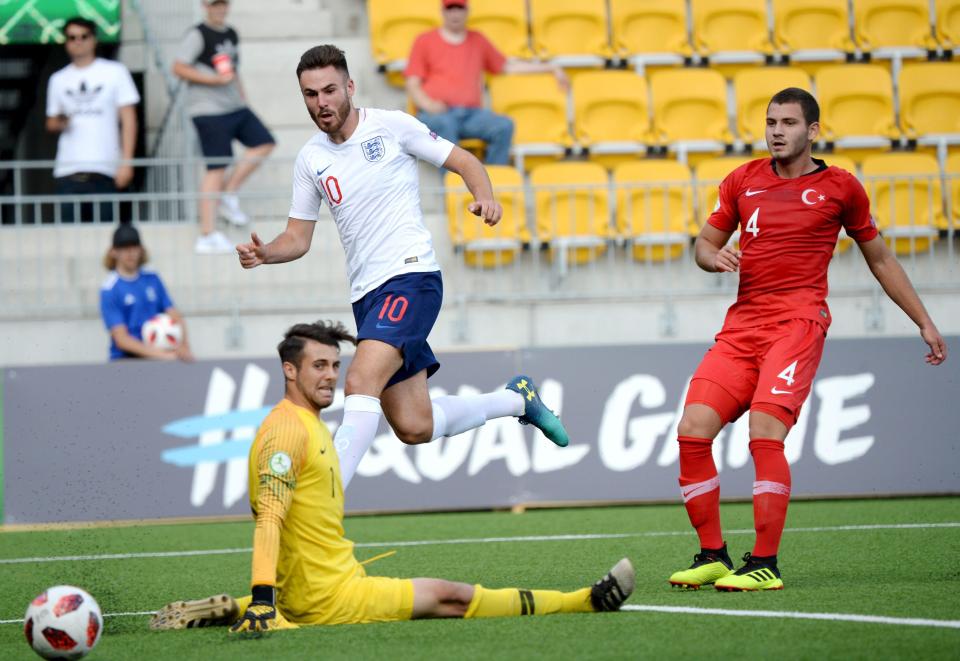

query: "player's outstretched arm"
xmin=443 ymin=146 xmax=503 ymax=226
xmin=237 ymin=218 xmax=316 ymax=269
xmin=858 ymin=236 xmax=946 ymax=365
xmin=695 ymin=224 xmax=739 ymax=273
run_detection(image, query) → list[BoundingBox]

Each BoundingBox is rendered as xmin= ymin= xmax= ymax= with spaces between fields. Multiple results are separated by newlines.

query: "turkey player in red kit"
xmin=668 ymin=88 xmax=948 ymax=591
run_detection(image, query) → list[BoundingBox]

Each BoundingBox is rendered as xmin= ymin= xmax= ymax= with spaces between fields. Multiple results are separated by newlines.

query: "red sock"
xmin=678 ymin=436 xmax=723 ymax=549
xmin=750 ymin=438 xmax=791 ymax=557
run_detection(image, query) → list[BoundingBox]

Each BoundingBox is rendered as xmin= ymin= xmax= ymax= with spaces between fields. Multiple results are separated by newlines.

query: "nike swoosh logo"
xmin=745 ymin=189 xmax=767 ymax=197
xmin=375 ymin=323 xmax=397 ymax=330
xmin=770 ymin=387 xmax=793 ymax=395
xmin=316 ymin=164 xmax=332 ymax=177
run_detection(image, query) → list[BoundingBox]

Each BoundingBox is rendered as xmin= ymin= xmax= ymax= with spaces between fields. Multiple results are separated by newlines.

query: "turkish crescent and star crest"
xmin=361 ymin=136 xmax=385 ymax=162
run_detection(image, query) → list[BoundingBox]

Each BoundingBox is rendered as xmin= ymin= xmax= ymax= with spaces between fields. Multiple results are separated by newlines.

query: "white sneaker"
xmin=195 ymin=231 xmax=235 ymax=254
xmin=218 ymin=193 xmax=249 ymax=226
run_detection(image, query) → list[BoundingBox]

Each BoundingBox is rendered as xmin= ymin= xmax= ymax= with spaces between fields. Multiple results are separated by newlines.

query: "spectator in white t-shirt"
xmin=45 ymin=17 xmax=139 ymax=223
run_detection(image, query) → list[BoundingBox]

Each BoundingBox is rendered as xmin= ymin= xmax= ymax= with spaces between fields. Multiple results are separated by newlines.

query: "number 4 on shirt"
xmin=745 ymin=208 xmax=760 ymax=237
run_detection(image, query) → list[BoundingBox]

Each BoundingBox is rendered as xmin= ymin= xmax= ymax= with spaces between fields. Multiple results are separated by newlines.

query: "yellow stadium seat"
xmin=946 ymin=152 xmax=960 ymax=230
xmin=613 ymin=160 xmax=694 ymax=261
xmin=530 ymin=162 xmax=610 ymax=265
xmin=572 ymin=71 xmax=651 ymax=167
xmin=733 ymin=67 xmax=812 ymax=145
xmin=898 ymin=62 xmax=960 ymax=142
xmin=368 ymin=0 xmax=439 ymax=82
xmin=529 ymin=0 xmax=612 ymax=65
xmin=444 ymin=167 xmax=530 ymax=268
xmin=691 ymin=0 xmax=775 ymax=68
xmin=772 ymin=0 xmax=855 ymax=70
xmin=610 ymin=0 xmax=692 ymax=70
xmin=937 ymin=0 xmax=960 ymax=50
xmin=489 ymin=73 xmax=572 ymax=171
xmin=694 ymin=155 xmax=757 ymax=232
xmin=853 ymin=0 xmax=938 ymax=53
xmin=468 ymin=0 xmax=532 ymax=58
xmin=815 ymin=65 xmax=900 ymax=157
xmin=650 ymin=68 xmax=733 ymax=158
xmin=861 ymin=152 xmax=945 ymax=253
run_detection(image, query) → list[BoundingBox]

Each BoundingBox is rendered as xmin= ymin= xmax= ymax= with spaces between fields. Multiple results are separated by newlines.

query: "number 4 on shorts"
xmin=777 ymin=360 xmax=798 ymax=386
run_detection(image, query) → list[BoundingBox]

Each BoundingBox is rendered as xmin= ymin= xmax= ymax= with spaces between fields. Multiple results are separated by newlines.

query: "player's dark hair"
xmin=768 ymin=87 xmax=820 ymax=125
xmin=64 ymin=17 xmax=97 ymax=38
xmin=278 ymin=320 xmax=357 ymax=367
xmin=296 ymin=45 xmax=350 ymax=80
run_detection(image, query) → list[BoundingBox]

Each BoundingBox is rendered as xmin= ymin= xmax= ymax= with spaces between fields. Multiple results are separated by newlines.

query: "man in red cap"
xmin=404 ymin=0 xmax=566 ymax=165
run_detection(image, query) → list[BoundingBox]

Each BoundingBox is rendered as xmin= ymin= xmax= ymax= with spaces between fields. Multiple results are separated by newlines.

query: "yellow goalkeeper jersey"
xmin=247 ymin=398 xmax=363 ymax=621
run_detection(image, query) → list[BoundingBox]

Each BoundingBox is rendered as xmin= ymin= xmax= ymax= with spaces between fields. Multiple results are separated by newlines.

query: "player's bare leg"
xmin=381 ymin=369 xmax=434 ymax=443
xmin=669 ymin=403 xmax=733 ymax=588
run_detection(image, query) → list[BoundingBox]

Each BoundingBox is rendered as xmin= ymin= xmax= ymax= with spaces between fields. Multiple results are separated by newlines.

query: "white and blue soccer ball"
xmin=24 ymin=586 xmax=102 ymax=660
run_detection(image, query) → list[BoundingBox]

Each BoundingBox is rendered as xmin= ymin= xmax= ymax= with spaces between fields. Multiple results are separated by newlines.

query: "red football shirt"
xmin=707 ymin=158 xmax=879 ymax=331
xmin=404 ymin=29 xmax=506 ymax=108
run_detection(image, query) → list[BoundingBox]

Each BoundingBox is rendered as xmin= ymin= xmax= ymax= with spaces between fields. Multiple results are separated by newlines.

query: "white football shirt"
xmin=45 ymin=58 xmax=141 ymax=178
xmin=289 ymin=108 xmax=454 ymax=302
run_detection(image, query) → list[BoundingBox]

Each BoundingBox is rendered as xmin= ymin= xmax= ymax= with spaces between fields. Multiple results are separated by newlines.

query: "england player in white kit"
xmin=237 ymin=45 xmax=570 ymax=489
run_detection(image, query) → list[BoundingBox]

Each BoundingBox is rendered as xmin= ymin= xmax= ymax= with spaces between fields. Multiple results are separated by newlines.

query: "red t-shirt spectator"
xmin=405 ymin=29 xmax=506 ymax=108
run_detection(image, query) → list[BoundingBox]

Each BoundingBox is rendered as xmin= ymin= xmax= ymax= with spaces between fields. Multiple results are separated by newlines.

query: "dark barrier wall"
xmin=3 ymin=337 xmax=958 ymax=524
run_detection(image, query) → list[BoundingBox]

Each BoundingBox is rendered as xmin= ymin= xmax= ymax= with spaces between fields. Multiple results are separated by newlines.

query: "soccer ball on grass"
xmin=24 ymin=585 xmax=102 ymax=660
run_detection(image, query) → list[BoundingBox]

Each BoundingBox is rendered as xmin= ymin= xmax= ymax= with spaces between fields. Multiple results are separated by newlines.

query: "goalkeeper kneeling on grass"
xmin=150 ymin=321 xmax=634 ymax=633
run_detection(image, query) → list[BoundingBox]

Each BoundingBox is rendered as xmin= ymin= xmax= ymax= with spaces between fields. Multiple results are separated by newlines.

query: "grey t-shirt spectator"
xmin=175 ymin=22 xmax=245 ymax=117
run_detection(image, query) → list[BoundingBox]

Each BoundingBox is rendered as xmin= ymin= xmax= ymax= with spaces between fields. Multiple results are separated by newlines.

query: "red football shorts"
xmin=686 ymin=318 xmax=826 ymax=429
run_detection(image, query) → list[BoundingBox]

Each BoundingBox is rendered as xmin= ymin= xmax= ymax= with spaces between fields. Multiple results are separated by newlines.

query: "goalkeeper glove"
xmin=229 ymin=586 xmax=299 ymax=633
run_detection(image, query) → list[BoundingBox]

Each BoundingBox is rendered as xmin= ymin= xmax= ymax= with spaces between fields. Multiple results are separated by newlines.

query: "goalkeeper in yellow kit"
xmin=151 ymin=321 xmax=634 ymax=633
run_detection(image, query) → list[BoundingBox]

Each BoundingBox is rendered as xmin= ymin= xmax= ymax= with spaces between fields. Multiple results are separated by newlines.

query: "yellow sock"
xmin=464 ymin=585 xmax=594 ymax=618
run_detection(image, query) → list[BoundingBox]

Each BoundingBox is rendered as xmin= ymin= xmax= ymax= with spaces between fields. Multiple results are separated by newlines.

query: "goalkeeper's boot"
xmin=149 ymin=594 xmax=239 ymax=630
xmin=590 ymin=557 xmax=636 ymax=611
xmin=668 ymin=544 xmax=734 ymax=590
xmin=506 ymin=375 xmax=569 ymax=447
xmin=714 ymin=552 xmax=784 ymax=591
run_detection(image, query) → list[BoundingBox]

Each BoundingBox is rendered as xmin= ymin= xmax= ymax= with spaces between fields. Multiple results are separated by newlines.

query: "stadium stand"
xmin=530 ymin=161 xmax=610 ymax=267
xmin=947 ymin=152 xmax=960 ymax=227
xmin=488 ymin=72 xmax=572 ymax=171
xmin=852 ymin=0 xmax=938 ymax=55
xmin=690 ymin=0 xmax=775 ymax=72
xmin=937 ymin=0 xmax=960 ymax=51
xmin=733 ymin=66 xmax=813 ymax=147
xmin=771 ymin=0 xmax=856 ymax=72
xmin=467 ymin=0 xmax=532 ymax=58
xmin=528 ymin=0 xmax=612 ymax=67
xmin=444 ymin=166 xmax=529 ymax=268
xmin=897 ymin=62 xmax=960 ymax=144
xmin=613 ymin=159 xmax=693 ymax=261
xmin=571 ymin=70 xmax=650 ymax=168
xmin=609 ymin=0 xmax=692 ymax=73
xmin=815 ymin=64 xmax=900 ymax=160
xmin=368 ymin=0 xmax=438 ymax=84
xmin=862 ymin=152 xmax=945 ymax=253
xmin=649 ymin=68 xmax=733 ymax=161
xmin=693 ymin=154 xmax=756 ymax=227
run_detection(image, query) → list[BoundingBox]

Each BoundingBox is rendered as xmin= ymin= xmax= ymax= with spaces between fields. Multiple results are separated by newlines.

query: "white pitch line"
xmin=621 ymin=605 xmax=960 ymax=630
xmin=1 ymin=522 xmax=957 ymax=565
xmin=4 ymin=606 xmax=958 ymax=630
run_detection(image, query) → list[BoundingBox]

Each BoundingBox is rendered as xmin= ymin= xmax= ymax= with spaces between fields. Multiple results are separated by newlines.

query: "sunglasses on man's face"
xmin=66 ymin=32 xmax=92 ymax=42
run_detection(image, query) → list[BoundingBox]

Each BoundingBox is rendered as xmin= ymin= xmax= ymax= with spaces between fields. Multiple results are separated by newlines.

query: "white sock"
xmin=334 ymin=394 xmax=382 ymax=490
xmin=430 ymin=390 xmax=524 ymax=440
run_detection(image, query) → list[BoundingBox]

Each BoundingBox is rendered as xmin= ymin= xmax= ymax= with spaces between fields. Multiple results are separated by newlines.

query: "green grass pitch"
xmin=2 ymin=497 xmax=958 ymax=660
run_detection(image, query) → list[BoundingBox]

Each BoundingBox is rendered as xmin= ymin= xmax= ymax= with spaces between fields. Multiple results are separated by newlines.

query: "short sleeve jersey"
xmin=707 ymin=158 xmax=879 ymax=330
xmin=45 ymin=58 xmax=140 ymax=177
xmin=289 ymin=108 xmax=455 ymax=302
xmin=99 ymin=270 xmax=174 ymax=360
xmin=247 ymin=399 xmax=362 ymax=622
xmin=404 ymin=29 xmax=506 ymax=108
xmin=174 ymin=23 xmax=245 ymax=117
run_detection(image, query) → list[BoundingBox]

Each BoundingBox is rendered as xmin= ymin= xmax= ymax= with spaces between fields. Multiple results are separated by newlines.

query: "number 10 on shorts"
xmin=378 ymin=295 xmax=409 ymax=322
